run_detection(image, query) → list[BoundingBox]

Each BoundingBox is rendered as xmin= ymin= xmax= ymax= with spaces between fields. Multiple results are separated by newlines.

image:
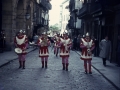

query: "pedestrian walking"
xmin=99 ymin=36 xmax=111 ymax=66
xmin=14 ymin=30 xmax=28 ymax=69
xmin=59 ymin=32 xmax=72 ymax=71
xmin=37 ymin=32 xmax=50 ymax=68
xmin=33 ymin=33 xmax=39 ymax=48
xmin=54 ymin=33 xmax=60 ymax=57
xmin=33 ymin=33 xmax=39 ymax=44
xmin=80 ymin=32 xmax=95 ymax=74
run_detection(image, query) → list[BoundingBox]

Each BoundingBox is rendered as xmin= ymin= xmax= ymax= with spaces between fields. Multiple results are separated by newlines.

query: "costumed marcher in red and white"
xmin=59 ymin=32 xmax=72 ymax=71
xmin=14 ymin=30 xmax=28 ymax=69
xmin=37 ymin=32 xmax=50 ymax=68
xmin=54 ymin=33 xmax=61 ymax=57
xmin=80 ymin=32 xmax=95 ymax=74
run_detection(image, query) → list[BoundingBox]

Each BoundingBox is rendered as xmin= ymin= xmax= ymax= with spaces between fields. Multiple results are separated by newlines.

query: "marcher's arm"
xmin=90 ymin=40 xmax=95 ymax=51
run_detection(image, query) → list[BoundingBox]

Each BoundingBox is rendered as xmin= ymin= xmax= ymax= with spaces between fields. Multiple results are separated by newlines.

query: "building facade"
xmin=77 ymin=0 xmax=120 ymax=63
xmin=1 ymin=0 xmax=52 ymax=50
xmin=68 ymin=0 xmax=83 ymax=38
xmin=60 ymin=0 xmax=70 ymax=35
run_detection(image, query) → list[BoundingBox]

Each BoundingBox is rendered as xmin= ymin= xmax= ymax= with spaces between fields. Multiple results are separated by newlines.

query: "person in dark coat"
xmin=99 ymin=36 xmax=111 ymax=66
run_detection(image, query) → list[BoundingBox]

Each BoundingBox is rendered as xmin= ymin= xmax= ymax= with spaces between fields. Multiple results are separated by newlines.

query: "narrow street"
xmin=0 ymin=48 xmax=117 ymax=90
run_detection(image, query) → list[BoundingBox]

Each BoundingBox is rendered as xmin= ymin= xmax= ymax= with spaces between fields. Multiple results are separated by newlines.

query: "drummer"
xmin=14 ymin=30 xmax=28 ymax=69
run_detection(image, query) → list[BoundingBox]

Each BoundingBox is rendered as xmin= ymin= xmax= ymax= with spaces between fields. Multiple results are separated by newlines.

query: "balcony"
xmin=78 ymin=3 xmax=90 ymax=19
xmin=39 ymin=0 xmax=52 ymax=10
xmin=46 ymin=2 xmax=52 ymax=10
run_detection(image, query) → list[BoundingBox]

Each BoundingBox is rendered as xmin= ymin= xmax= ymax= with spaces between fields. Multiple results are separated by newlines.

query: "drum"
xmin=15 ymin=48 xmax=22 ymax=54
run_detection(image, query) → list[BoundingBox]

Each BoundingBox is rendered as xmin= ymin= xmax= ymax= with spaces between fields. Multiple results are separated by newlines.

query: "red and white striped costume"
xmin=59 ymin=34 xmax=72 ymax=71
xmin=80 ymin=36 xmax=95 ymax=74
xmin=80 ymin=38 xmax=95 ymax=60
xmin=37 ymin=35 xmax=50 ymax=68
xmin=37 ymin=37 xmax=50 ymax=57
xmin=14 ymin=33 xmax=28 ymax=69
xmin=60 ymin=37 xmax=72 ymax=57
xmin=14 ymin=35 xmax=28 ymax=55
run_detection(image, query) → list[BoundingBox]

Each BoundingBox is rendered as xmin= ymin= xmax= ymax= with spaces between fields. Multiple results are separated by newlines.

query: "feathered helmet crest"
xmin=85 ymin=32 xmax=90 ymax=37
xmin=19 ymin=30 xmax=23 ymax=33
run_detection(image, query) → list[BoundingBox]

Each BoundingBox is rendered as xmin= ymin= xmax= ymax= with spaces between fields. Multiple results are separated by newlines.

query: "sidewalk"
xmin=76 ymin=51 xmax=120 ymax=90
xmin=0 ymin=47 xmax=37 ymax=68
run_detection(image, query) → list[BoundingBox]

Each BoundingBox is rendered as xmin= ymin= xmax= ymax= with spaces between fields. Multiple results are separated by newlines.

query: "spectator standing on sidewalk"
xmin=80 ymin=32 xmax=95 ymax=74
xmin=117 ymin=35 xmax=120 ymax=67
xmin=0 ymin=30 xmax=6 ymax=53
xmin=99 ymin=36 xmax=111 ymax=66
xmin=14 ymin=30 xmax=28 ymax=69
xmin=33 ymin=33 xmax=39 ymax=44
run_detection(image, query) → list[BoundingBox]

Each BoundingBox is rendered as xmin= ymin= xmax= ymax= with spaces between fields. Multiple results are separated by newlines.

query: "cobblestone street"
xmin=0 ymin=48 xmax=117 ymax=90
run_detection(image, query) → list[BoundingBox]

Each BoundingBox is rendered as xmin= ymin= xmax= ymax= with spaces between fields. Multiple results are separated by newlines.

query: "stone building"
xmin=0 ymin=0 xmax=51 ymax=50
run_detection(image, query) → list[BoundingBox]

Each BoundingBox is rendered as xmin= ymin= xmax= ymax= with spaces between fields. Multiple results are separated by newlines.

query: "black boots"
xmin=19 ymin=61 xmax=22 ymax=69
xmin=45 ymin=61 xmax=47 ymax=68
xmin=42 ymin=61 xmax=44 ymax=68
xmin=23 ymin=61 xmax=25 ymax=69
xmin=62 ymin=63 xmax=69 ymax=71
xmin=66 ymin=63 xmax=69 ymax=71
xmin=62 ymin=63 xmax=65 ymax=70
xmin=19 ymin=61 xmax=25 ymax=69
xmin=41 ymin=61 xmax=48 ymax=68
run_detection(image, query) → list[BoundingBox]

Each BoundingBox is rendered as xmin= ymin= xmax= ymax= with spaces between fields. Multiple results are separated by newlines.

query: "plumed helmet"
xmin=23 ymin=30 xmax=25 ymax=33
xmin=63 ymin=32 xmax=68 ymax=35
xmin=85 ymin=32 xmax=90 ymax=37
xmin=19 ymin=30 xmax=23 ymax=33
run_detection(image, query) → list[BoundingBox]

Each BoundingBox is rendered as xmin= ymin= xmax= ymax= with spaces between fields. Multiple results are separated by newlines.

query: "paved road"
xmin=0 ymin=48 xmax=117 ymax=90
